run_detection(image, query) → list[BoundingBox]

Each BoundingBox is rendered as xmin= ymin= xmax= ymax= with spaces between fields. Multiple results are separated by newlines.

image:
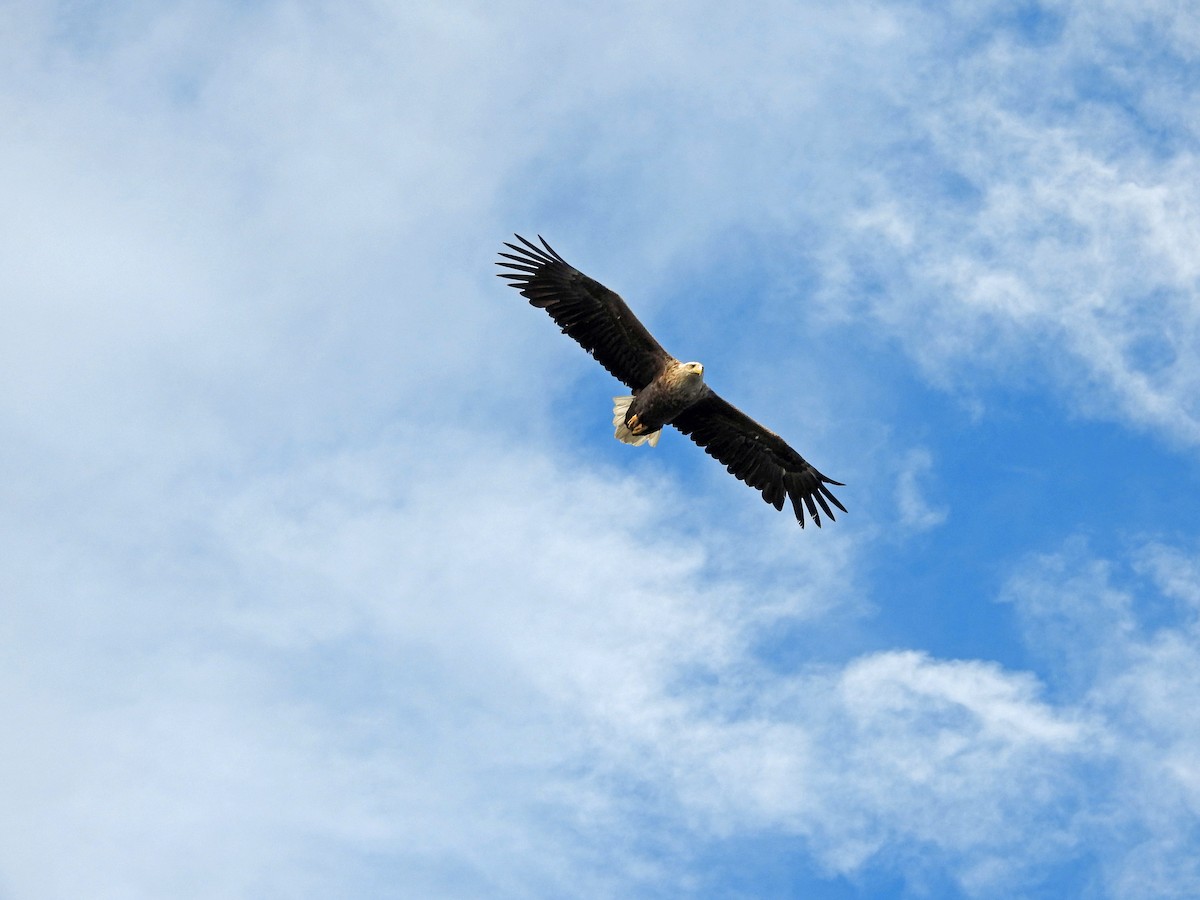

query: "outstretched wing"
xmin=672 ymin=392 xmax=846 ymax=528
xmin=497 ymin=235 xmax=673 ymax=390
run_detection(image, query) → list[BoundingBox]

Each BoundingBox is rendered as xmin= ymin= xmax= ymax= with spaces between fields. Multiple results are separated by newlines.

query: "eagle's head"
xmin=681 ymin=361 xmax=705 ymax=380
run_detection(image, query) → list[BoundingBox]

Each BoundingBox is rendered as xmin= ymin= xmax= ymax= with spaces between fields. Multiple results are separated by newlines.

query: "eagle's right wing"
xmin=497 ymin=235 xmax=673 ymax=391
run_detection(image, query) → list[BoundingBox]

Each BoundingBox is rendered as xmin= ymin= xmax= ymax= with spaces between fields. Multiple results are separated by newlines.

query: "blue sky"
xmin=2 ymin=1 xmax=1199 ymax=897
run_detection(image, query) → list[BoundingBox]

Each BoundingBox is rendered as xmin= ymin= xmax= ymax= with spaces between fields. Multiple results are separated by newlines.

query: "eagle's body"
xmin=613 ymin=360 xmax=707 ymax=447
xmin=497 ymin=235 xmax=845 ymax=528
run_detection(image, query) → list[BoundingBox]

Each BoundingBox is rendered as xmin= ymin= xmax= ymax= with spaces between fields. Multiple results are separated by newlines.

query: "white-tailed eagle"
xmin=497 ymin=235 xmax=845 ymax=528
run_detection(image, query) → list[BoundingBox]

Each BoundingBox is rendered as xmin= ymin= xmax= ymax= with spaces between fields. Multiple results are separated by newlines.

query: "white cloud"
xmin=816 ymin=7 xmax=1200 ymax=451
xmin=12 ymin=430 xmax=1196 ymax=896
xmin=1004 ymin=539 xmax=1200 ymax=898
xmin=0 ymin=410 xmax=849 ymax=897
xmin=895 ymin=448 xmax=948 ymax=530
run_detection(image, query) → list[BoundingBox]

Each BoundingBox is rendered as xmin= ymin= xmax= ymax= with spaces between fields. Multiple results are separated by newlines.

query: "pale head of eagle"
xmin=670 ymin=360 xmax=707 ymax=402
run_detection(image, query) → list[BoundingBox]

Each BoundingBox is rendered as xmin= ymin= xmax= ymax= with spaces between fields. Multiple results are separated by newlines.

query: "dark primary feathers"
xmin=672 ymin=394 xmax=845 ymax=528
xmin=496 ymin=235 xmax=671 ymax=390
xmin=497 ymin=234 xmax=845 ymax=528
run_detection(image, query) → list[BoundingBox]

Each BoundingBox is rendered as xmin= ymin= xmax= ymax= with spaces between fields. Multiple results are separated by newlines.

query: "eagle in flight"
xmin=497 ymin=235 xmax=845 ymax=528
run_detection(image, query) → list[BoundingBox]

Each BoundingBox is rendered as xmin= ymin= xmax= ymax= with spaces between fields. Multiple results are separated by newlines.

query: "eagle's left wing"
xmin=672 ymin=392 xmax=845 ymax=528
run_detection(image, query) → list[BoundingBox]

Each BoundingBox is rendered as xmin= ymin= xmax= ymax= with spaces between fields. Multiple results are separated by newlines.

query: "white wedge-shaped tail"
xmin=612 ymin=395 xmax=660 ymax=447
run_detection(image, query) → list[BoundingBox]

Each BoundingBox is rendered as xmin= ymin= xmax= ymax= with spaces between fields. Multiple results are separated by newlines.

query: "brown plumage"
xmin=497 ymin=234 xmax=845 ymax=528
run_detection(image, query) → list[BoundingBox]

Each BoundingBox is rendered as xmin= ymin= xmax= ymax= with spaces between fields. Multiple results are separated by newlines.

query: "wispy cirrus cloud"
xmin=816 ymin=3 xmax=1200 ymax=450
xmin=13 ymin=421 xmax=1196 ymax=897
